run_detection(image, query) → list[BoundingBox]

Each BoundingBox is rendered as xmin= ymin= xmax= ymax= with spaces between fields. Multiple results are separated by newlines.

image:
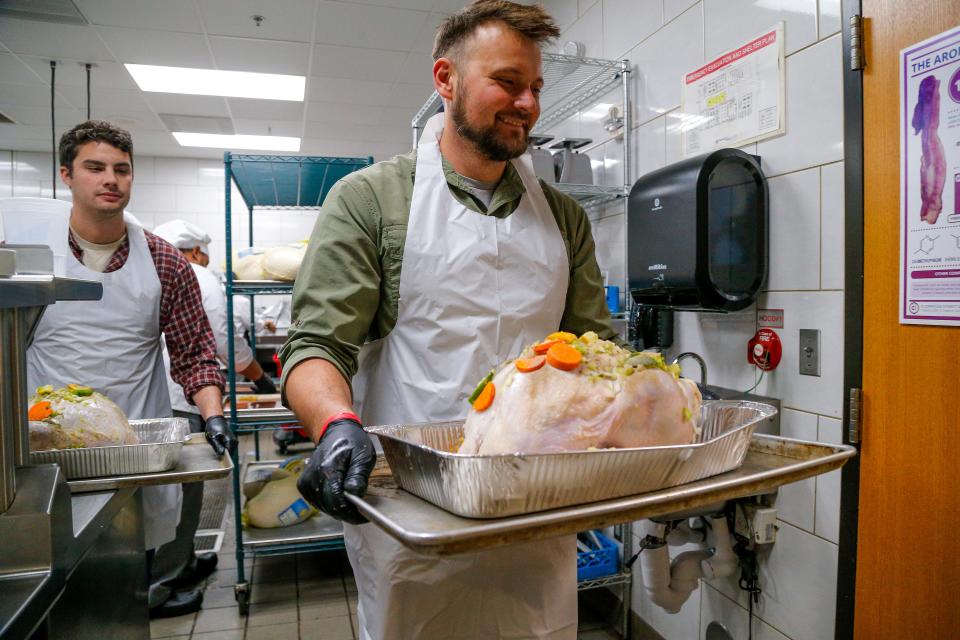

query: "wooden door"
xmin=857 ymin=1 xmax=960 ymax=637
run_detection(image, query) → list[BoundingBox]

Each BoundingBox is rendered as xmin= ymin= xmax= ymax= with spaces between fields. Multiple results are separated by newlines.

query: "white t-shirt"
xmin=71 ymin=226 xmax=127 ymax=273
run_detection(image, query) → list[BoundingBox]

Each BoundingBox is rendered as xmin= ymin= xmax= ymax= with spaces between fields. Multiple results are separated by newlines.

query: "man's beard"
xmin=450 ymin=91 xmax=529 ymax=162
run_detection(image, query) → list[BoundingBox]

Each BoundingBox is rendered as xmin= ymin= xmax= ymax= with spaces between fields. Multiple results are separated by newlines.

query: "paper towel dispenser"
xmin=627 ymin=148 xmax=768 ymax=312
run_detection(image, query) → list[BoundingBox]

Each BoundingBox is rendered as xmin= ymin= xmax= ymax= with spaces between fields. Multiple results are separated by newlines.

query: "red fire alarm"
xmin=747 ymin=328 xmax=782 ymax=371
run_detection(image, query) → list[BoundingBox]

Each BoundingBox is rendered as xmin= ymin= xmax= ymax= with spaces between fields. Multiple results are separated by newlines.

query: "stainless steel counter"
xmin=1 ymin=438 xmax=231 ymax=639
xmin=0 ymin=465 xmax=144 ymax=640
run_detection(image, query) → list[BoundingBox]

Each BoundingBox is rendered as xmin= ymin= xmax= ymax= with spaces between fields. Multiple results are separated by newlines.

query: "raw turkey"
xmin=232 ymin=243 xmax=307 ymax=281
xmin=28 ymin=384 xmax=138 ymax=451
xmin=263 ymin=244 xmax=306 ymax=281
xmin=242 ymin=457 xmax=317 ymax=528
xmin=459 ymin=332 xmax=701 ymax=455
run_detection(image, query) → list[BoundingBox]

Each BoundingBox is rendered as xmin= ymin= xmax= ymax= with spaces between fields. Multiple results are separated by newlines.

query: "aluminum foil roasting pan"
xmin=30 ymin=418 xmax=191 ymax=480
xmin=368 ymin=400 xmax=777 ymax=518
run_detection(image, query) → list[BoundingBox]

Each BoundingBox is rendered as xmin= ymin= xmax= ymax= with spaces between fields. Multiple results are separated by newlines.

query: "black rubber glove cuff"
xmin=253 ymin=374 xmax=277 ymax=395
xmin=204 ymin=415 xmax=235 ymax=458
xmin=297 ymin=418 xmax=376 ymax=525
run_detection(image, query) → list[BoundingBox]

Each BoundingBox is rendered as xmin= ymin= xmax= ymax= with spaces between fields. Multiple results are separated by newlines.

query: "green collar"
xmin=410 ymin=150 xmax=527 ymax=218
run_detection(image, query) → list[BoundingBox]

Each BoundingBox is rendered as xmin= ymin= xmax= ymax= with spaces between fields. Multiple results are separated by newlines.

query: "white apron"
xmin=347 ymin=113 xmax=578 ymax=640
xmin=28 ymin=218 xmax=182 ymax=550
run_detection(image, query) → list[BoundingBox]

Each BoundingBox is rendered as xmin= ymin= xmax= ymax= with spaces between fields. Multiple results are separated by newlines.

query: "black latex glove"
xmin=297 ymin=419 xmax=376 ymax=525
xmin=204 ymin=415 xmax=235 ymax=458
xmin=253 ymin=374 xmax=277 ymax=395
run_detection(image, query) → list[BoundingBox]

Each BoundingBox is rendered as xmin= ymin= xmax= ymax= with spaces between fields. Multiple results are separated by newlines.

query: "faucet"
xmin=672 ymin=352 xmax=707 ymax=386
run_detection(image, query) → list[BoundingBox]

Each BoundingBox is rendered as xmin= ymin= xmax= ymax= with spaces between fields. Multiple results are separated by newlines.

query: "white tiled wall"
xmin=541 ymin=0 xmax=847 ymax=637
xmin=0 ymin=151 xmax=319 ymax=271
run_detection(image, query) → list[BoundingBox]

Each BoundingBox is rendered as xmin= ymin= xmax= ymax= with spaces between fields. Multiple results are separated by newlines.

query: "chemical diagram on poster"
xmin=900 ymin=25 xmax=960 ymax=325
xmin=914 ymin=235 xmax=939 ymax=255
xmin=680 ymin=23 xmax=785 ymax=157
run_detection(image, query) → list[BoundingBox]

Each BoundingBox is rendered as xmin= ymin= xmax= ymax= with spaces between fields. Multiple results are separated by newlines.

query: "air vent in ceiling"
xmin=0 ymin=111 xmax=14 ymax=124
xmin=0 ymin=0 xmax=88 ymax=25
xmin=159 ymin=114 xmax=235 ymax=135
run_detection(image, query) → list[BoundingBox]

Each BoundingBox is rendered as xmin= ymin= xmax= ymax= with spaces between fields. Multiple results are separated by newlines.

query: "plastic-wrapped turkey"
xmin=231 ymin=243 xmax=307 ymax=281
xmin=459 ymin=332 xmax=701 ymax=455
xmin=242 ymin=457 xmax=317 ymax=528
xmin=28 ymin=384 xmax=138 ymax=451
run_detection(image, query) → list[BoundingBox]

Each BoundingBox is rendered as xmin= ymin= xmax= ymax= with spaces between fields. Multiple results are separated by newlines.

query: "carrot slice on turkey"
xmin=546 ymin=343 xmax=582 ymax=371
xmin=472 ymin=382 xmax=496 ymax=411
xmin=515 ymin=355 xmax=546 ymax=373
xmin=533 ymin=339 xmax=561 ymax=355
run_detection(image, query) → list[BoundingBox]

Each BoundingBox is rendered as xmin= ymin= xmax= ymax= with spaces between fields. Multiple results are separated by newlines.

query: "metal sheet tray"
xmin=67 ymin=434 xmax=233 ymax=493
xmin=241 ymin=461 xmax=343 ymax=548
xmin=369 ymin=400 xmax=776 ymax=518
xmin=223 ymin=394 xmax=296 ymax=424
xmin=30 ymin=418 xmax=190 ymax=480
xmin=348 ymin=435 xmax=857 ymax=555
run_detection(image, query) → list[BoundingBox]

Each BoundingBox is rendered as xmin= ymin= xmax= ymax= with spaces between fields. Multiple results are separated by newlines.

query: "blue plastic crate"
xmin=577 ymin=531 xmax=619 ymax=581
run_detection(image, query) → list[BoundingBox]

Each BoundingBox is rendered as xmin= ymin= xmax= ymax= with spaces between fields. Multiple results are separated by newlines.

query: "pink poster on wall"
xmin=900 ymin=25 xmax=960 ymax=325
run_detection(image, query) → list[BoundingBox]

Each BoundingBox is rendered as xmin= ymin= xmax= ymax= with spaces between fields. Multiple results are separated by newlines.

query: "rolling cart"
xmin=222 ymin=153 xmax=373 ymax=613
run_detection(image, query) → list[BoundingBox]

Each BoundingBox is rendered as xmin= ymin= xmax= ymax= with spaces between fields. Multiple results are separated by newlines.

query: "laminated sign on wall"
xmin=900 ymin=25 xmax=960 ymax=325
xmin=680 ymin=23 xmax=785 ymax=157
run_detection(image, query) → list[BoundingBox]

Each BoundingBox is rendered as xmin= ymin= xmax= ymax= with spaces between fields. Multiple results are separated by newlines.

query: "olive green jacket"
xmin=279 ymin=149 xmax=618 ymax=394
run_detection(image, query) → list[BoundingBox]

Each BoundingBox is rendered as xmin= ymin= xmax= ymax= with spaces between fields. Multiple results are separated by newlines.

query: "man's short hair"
xmin=59 ymin=120 xmax=134 ymax=173
xmin=432 ymin=0 xmax=560 ymax=62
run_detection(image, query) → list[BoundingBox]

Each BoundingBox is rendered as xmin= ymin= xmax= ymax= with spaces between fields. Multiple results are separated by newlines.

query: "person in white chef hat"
xmin=153 ymin=219 xmax=277 ymax=405
xmin=280 ymin=2 xmax=620 ymax=638
xmin=26 ymin=120 xmax=234 ymax=619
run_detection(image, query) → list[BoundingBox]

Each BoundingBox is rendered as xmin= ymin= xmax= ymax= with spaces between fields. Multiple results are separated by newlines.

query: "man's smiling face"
xmin=449 ymin=20 xmax=544 ymax=162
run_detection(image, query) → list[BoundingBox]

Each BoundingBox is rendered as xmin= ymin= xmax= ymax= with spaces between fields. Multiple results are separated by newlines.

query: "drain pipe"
xmin=639 ymin=515 xmax=739 ymax=613
xmin=638 ymin=521 xmax=711 ymax=614
xmin=701 ymin=514 xmax=738 ymax=579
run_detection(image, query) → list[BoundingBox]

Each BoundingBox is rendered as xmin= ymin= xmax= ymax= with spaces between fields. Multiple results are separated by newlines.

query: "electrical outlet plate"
xmin=799 ymin=328 xmax=821 ymax=376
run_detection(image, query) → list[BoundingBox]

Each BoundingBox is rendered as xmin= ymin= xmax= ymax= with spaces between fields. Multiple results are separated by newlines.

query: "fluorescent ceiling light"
xmin=173 ymin=132 xmax=301 ymax=152
xmin=125 ymin=64 xmax=305 ymax=101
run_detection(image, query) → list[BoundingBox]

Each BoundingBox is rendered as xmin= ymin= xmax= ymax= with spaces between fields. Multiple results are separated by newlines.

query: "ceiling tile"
xmin=0 ymin=53 xmax=41 ymax=85
xmin=0 ymin=82 xmax=78 ymax=109
xmin=335 ymin=0 xmax=436 ymax=9
xmin=226 ymin=98 xmax=304 ymax=120
xmin=387 ymin=81 xmax=434 ymax=108
xmin=97 ymin=27 xmax=214 ymax=67
xmin=0 ymin=124 xmax=52 ymax=144
xmin=74 ymin=0 xmax=203 ymax=33
xmin=232 ymin=118 xmax=303 ymax=137
xmin=377 ymin=105 xmax=417 ymax=127
xmin=314 ymin=1 xmax=430 ymax=51
xmin=0 ymin=105 xmax=84 ymax=127
xmin=305 ymin=102 xmax=384 ymax=125
xmin=310 ymin=44 xmax=406 ymax=83
xmin=58 ymin=87 xmax=152 ymax=113
xmin=93 ymin=110 xmax=167 ymax=132
xmin=199 ymin=0 xmax=315 ymax=43
xmin=395 ymin=52 xmax=433 ymax=85
xmin=307 ymin=76 xmax=393 ymax=106
xmin=19 ymin=56 xmax=140 ymax=91
xmin=143 ymin=93 xmax=230 ymax=117
xmin=129 ymin=129 xmax=186 ymax=155
xmin=0 ymin=19 xmax=114 ymax=61
xmin=430 ymin=0 xmax=469 ymax=12
xmin=208 ymin=36 xmax=310 ymax=75
xmin=410 ymin=11 xmax=445 ymax=54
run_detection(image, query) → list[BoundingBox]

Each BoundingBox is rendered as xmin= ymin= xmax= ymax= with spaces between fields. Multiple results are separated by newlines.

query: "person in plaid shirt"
xmin=26 ymin=120 xmax=231 ymax=618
